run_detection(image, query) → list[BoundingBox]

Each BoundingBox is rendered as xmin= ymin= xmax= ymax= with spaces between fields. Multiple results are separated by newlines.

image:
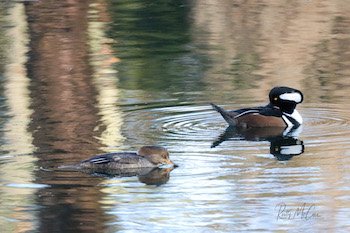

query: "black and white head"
xmin=269 ymin=86 xmax=303 ymax=113
xmin=269 ymin=86 xmax=303 ymax=127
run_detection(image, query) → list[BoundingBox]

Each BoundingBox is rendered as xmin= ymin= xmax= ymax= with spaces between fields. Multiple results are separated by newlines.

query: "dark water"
xmin=1 ymin=0 xmax=350 ymax=232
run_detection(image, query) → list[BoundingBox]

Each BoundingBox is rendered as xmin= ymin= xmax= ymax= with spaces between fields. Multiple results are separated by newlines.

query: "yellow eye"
xmin=274 ymin=97 xmax=278 ymax=101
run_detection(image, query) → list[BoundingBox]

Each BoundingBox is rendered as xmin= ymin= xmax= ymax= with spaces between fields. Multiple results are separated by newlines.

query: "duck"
xmin=79 ymin=146 xmax=177 ymax=172
xmin=211 ymin=86 xmax=303 ymax=128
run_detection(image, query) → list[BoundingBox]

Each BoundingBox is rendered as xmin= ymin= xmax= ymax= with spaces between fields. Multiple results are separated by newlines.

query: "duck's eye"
xmin=274 ymin=97 xmax=278 ymax=101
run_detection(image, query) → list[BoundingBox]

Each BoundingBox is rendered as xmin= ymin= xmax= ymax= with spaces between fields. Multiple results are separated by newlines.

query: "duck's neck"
xmin=279 ymin=102 xmax=297 ymax=114
xmin=282 ymin=109 xmax=303 ymax=127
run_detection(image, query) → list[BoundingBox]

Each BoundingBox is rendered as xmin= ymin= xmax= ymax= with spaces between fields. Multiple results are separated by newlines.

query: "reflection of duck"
xmin=212 ymin=126 xmax=304 ymax=161
xmin=138 ymin=168 xmax=174 ymax=185
xmin=212 ymin=126 xmax=285 ymax=147
xmin=269 ymin=135 xmax=304 ymax=161
xmin=211 ymin=86 xmax=303 ymax=128
xmin=82 ymin=166 xmax=174 ymax=186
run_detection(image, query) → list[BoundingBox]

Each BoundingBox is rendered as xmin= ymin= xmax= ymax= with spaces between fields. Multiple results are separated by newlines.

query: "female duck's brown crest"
xmin=137 ymin=146 xmax=174 ymax=166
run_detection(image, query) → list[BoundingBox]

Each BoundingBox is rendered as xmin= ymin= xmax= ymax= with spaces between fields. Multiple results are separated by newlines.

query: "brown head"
xmin=137 ymin=146 xmax=176 ymax=167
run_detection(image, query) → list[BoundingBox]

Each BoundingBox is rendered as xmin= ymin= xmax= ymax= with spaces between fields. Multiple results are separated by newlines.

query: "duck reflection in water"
xmin=83 ymin=167 xmax=175 ymax=186
xmin=211 ymin=126 xmax=304 ymax=161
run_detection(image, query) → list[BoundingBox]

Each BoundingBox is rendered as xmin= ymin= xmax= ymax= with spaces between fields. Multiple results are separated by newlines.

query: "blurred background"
xmin=0 ymin=0 xmax=350 ymax=232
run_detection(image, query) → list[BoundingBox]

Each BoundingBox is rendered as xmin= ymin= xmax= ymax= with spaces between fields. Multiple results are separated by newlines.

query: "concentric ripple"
xmin=122 ymin=102 xmax=350 ymax=155
xmin=301 ymin=103 xmax=350 ymax=150
xmin=155 ymin=105 xmax=223 ymax=140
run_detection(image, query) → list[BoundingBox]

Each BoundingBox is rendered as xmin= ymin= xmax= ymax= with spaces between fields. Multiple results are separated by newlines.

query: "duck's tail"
xmin=210 ymin=103 xmax=237 ymax=126
xmin=57 ymin=164 xmax=81 ymax=171
xmin=39 ymin=164 xmax=80 ymax=172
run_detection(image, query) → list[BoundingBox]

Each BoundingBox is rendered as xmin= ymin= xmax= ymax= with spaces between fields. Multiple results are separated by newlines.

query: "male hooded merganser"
xmin=211 ymin=86 xmax=303 ymax=128
xmin=79 ymin=146 xmax=176 ymax=171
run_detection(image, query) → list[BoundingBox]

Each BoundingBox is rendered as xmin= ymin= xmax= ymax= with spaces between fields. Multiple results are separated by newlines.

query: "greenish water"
xmin=1 ymin=0 xmax=350 ymax=232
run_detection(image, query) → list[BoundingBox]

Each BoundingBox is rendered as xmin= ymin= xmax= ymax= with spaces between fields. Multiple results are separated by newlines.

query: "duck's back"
xmin=212 ymin=103 xmax=285 ymax=128
xmin=80 ymin=152 xmax=155 ymax=170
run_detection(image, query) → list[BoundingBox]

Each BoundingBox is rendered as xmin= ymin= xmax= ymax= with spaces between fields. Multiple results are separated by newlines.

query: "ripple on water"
xmin=121 ymin=102 xmax=350 ymax=158
xmin=124 ymin=100 xmax=349 ymax=157
xmin=152 ymin=104 xmax=350 ymax=148
xmin=99 ymin=102 xmax=350 ymax=232
xmin=155 ymin=106 xmax=222 ymax=139
xmin=302 ymin=104 xmax=350 ymax=150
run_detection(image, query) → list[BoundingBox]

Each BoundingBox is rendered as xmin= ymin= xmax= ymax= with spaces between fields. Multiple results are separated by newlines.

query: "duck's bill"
xmin=159 ymin=163 xmax=178 ymax=169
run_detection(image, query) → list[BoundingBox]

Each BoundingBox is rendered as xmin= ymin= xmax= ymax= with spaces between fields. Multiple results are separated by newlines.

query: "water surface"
xmin=1 ymin=0 xmax=350 ymax=232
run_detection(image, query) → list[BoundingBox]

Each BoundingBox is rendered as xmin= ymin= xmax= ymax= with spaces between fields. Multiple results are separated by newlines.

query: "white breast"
xmin=283 ymin=110 xmax=303 ymax=125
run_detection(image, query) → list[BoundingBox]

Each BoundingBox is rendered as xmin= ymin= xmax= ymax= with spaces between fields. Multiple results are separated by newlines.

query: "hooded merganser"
xmin=79 ymin=146 xmax=176 ymax=172
xmin=211 ymin=86 xmax=303 ymax=128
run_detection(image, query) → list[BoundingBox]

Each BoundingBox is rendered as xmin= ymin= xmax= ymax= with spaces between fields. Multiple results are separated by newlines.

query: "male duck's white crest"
xmin=279 ymin=92 xmax=302 ymax=103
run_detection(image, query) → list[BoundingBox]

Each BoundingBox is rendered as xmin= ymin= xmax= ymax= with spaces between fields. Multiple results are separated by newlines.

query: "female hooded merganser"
xmin=211 ymin=86 xmax=303 ymax=128
xmin=79 ymin=146 xmax=176 ymax=171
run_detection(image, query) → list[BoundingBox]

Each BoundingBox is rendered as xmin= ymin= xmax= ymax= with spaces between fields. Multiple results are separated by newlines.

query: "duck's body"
xmin=80 ymin=152 xmax=157 ymax=170
xmin=211 ymin=86 xmax=303 ymax=129
xmin=79 ymin=146 xmax=176 ymax=172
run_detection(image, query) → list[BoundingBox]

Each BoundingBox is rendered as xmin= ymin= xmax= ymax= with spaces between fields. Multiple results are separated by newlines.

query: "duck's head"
xmin=138 ymin=146 xmax=177 ymax=167
xmin=269 ymin=86 xmax=303 ymax=114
